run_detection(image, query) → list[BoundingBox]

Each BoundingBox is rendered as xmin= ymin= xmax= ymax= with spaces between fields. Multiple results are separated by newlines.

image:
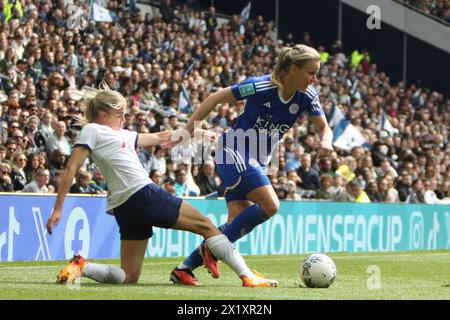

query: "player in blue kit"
xmin=46 ymin=82 xmax=278 ymax=287
xmin=171 ymin=44 xmax=334 ymax=285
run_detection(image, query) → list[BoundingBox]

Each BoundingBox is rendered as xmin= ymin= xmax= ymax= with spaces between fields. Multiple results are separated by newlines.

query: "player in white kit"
xmin=46 ymin=82 xmax=277 ymax=287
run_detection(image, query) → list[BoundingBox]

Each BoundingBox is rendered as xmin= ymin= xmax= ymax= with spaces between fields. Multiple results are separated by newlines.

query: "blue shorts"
xmin=215 ymin=147 xmax=271 ymax=202
xmin=112 ymin=183 xmax=182 ymax=240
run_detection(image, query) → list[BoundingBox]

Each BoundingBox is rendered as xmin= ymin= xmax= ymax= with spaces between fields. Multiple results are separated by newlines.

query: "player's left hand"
xmin=318 ymin=138 xmax=333 ymax=158
xmin=46 ymin=209 xmax=62 ymax=235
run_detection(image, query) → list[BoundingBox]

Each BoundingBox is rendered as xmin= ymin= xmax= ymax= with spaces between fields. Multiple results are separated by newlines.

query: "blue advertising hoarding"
xmin=0 ymin=194 xmax=449 ymax=261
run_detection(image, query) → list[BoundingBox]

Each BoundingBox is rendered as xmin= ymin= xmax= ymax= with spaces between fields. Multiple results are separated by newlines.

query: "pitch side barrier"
xmin=0 ymin=193 xmax=448 ymax=261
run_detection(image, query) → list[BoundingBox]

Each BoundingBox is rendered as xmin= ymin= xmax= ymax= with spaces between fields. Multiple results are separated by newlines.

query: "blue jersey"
xmin=224 ymin=74 xmax=324 ymax=165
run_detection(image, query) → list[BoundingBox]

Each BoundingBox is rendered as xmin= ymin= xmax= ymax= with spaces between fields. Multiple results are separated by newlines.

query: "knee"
xmin=261 ymin=200 xmax=279 ymax=217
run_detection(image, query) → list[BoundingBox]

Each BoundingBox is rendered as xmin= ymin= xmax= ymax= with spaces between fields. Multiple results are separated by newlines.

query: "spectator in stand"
xmin=284 ymin=180 xmax=301 ymax=201
xmin=316 ymin=174 xmax=334 ymax=200
xmin=283 ymin=136 xmax=296 ymax=161
xmin=301 ymin=32 xmax=314 ymax=47
xmin=89 ymin=167 xmax=108 ymax=193
xmin=365 ymin=180 xmax=384 ymax=202
xmin=21 ymin=168 xmax=50 ymax=193
xmin=423 ymin=179 xmax=450 ymax=204
xmin=205 ymin=6 xmax=218 ymax=31
xmin=336 ymin=156 xmax=357 ymax=182
xmin=196 ymin=160 xmax=220 ymax=196
xmin=174 ymin=169 xmax=189 ymax=197
xmin=39 ymin=111 xmax=54 ymax=140
xmin=70 ymin=169 xmax=98 ymax=194
xmin=0 ymin=146 xmax=6 ymax=163
xmin=376 ymin=159 xmax=398 ymax=180
xmin=371 ymin=142 xmax=389 ymax=167
xmin=348 ymin=179 xmax=371 ymax=203
xmin=406 ymin=179 xmax=426 ymax=203
xmin=328 ymin=175 xmax=345 ymax=200
xmin=25 ymin=115 xmax=46 ymax=153
xmin=160 ymin=0 xmax=176 ymax=23
xmin=177 ymin=161 xmax=200 ymax=196
xmin=211 ymin=105 xmax=228 ymax=129
xmin=297 ymin=153 xmax=320 ymax=191
xmin=357 ymin=155 xmax=378 ymax=182
xmin=396 ymin=172 xmax=414 ymax=202
xmin=45 ymin=120 xmax=70 ymax=158
xmin=152 ymin=145 xmax=167 ymax=175
xmin=149 ymin=169 xmax=163 ymax=186
xmin=385 ymin=174 xmax=400 ymax=202
xmin=135 ymin=112 xmax=149 ymax=132
xmin=24 ymin=153 xmax=42 ymax=182
xmin=48 ymin=148 xmax=67 ymax=180
xmin=10 ymin=151 xmax=27 ymax=191
xmin=285 ymin=144 xmax=304 ymax=172
xmin=253 ymin=15 xmax=268 ymax=37
xmin=138 ymin=144 xmax=155 ymax=174
xmin=3 ymin=139 xmax=18 ymax=164
xmin=0 ymin=162 xmax=13 ymax=192
xmin=318 ymin=158 xmax=334 ymax=177
xmin=334 ymin=177 xmax=353 ymax=202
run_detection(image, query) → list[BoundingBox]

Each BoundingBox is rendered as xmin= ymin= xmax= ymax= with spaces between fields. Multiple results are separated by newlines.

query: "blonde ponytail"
xmin=75 ymin=81 xmax=127 ymax=127
xmin=271 ymin=44 xmax=321 ymax=88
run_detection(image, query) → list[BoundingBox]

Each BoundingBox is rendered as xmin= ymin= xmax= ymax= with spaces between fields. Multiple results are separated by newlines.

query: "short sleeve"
xmin=230 ymin=77 xmax=257 ymax=101
xmin=128 ymin=130 xmax=138 ymax=149
xmin=306 ymin=92 xmax=325 ymax=117
xmin=74 ymin=124 xmax=97 ymax=152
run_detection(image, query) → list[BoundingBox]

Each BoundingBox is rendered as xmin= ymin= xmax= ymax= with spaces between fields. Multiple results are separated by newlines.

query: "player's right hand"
xmin=194 ymin=129 xmax=219 ymax=143
xmin=319 ymin=138 xmax=333 ymax=158
xmin=46 ymin=209 xmax=62 ymax=235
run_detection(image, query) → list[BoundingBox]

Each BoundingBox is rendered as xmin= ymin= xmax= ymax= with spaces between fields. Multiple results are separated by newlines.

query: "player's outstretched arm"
xmin=46 ymin=146 xmax=89 ymax=235
xmin=311 ymin=115 xmax=334 ymax=158
xmin=137 ymin=130 xmax=174 ymax=147
xmin=184 ymin=87 xmax=236 ymax=135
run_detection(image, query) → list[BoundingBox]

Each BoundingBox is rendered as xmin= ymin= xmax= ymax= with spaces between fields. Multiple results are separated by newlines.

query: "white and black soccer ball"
xmin=300 ymin=253 xmax=336 ymax=288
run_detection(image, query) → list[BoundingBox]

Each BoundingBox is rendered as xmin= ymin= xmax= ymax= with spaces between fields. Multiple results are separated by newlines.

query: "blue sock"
xmin=180 ymin=205 xmax=269 ymax=271
xmin=221 ymin=205 xmax=269 ymax=242
xmin=180 ymin=223 xmax=229 ymax=270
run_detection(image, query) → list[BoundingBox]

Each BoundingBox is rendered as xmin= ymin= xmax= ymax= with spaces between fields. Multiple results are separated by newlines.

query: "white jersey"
xmin=75 ymin=123 xmax=152 ymax=211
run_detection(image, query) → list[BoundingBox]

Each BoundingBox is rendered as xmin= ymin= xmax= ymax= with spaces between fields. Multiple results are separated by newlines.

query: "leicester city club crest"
xmin=248 ymin=158 xmax=259 ymax=168
xmin=289 ymin=103 xmax=299 ymax=115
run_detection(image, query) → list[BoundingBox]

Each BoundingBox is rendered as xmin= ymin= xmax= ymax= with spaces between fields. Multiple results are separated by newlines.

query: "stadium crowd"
xmin=0 ymin=0 xmax=449 ymax=205
xmin=399 ymin=0 xmax=450 ymax=22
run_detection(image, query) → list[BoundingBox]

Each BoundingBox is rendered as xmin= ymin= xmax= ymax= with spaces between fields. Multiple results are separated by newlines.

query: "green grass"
xmin=0 ymin=250 xmax=449 ymax=300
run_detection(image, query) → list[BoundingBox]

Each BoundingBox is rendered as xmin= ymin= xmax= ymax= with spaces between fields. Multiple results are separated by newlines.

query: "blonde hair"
xmin=76 ymin=168 xmax=92 ymax=184
xmin=0 ymin=163 xmax=11 ymax=173
xmin=271 ymin=44 xmax=321 ymax=87
xmin=28 ymin=115 xmax=40 ymax=125
xmin=76 ymin=81 xmax=127 ymax=127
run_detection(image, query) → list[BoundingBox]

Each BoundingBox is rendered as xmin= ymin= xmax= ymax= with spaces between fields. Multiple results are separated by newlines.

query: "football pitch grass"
xmin=0 ymin=250 xmax=449 ymax=300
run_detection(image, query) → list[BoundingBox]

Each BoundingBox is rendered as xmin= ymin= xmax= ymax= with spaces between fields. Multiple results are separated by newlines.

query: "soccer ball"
xmin=300 ymin=253 xmax=336 ymax=288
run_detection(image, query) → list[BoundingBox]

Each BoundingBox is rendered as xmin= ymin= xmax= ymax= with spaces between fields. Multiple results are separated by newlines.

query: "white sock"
xmin=177 ymin=262 xmax=191 ymax=270
xmin=205 ymin=234 xmax=253 ymax=278
xmin=82 ymin=263 xmax=126 ymax=284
